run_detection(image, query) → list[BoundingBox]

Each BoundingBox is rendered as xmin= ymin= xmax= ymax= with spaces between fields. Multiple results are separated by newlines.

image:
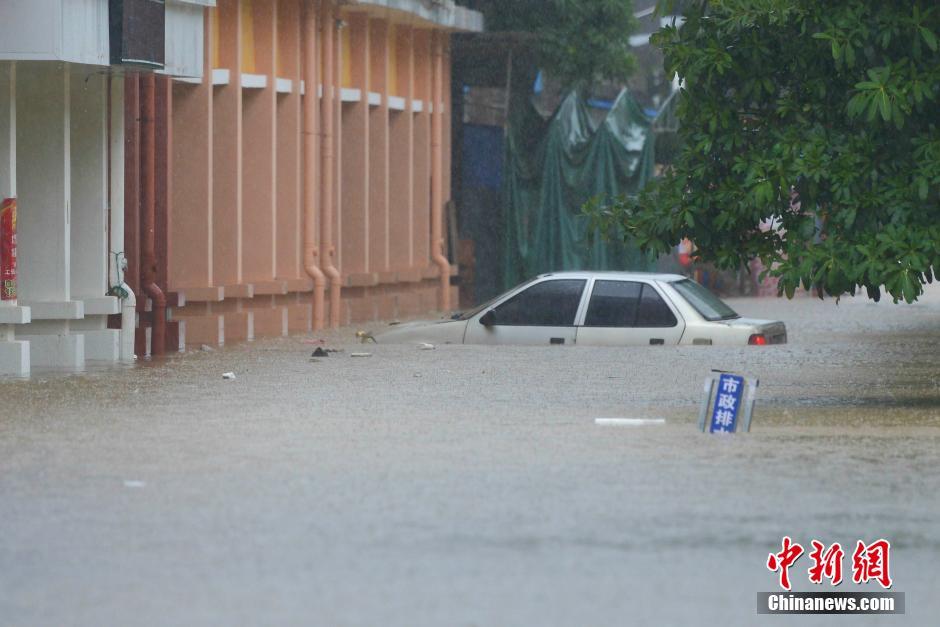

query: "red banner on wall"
xmin=0 ymin=198 xmax=16 ymax=301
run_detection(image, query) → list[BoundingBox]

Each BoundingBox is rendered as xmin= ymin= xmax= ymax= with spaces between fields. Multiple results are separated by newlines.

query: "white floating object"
xmin=123 ymin=480 xmax=146 ymax=488
xmin=418 ymin=343 xmax=436 ymax=350
xmin=594 ymin=418 xmax=666 ymax=426
xmin=222 ymin=372 xmax=236 ymax=380
xmin=350 ymin=352 xmax=373 ymax=358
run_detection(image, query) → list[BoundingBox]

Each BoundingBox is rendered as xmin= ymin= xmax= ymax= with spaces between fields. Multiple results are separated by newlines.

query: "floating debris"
xmin=355 ymin=330 xmax=376 ymax=343
xmin=594 ymin=418 xmax=665 ymax=426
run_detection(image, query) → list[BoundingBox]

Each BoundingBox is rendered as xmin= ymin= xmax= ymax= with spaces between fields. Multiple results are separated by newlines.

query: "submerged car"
xmin=374 ymin=272 xmax=787 ymax=347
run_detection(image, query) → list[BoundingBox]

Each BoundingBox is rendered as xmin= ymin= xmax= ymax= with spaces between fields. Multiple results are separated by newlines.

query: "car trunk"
xmin=724 ymin=318 xmax=788 ymax=344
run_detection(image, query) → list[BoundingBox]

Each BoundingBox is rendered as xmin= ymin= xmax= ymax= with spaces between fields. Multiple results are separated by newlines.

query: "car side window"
xmin=636 ymin=284 xmax=678 ymax=327
xmin=491 ymin=279 xmax=586 ymax=326
xmin=585 ymin=280 xmax=642 ymax=327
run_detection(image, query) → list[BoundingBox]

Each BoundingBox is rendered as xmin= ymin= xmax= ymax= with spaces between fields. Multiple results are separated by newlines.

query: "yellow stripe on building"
xmin=341 ymin=21 xmax=352 ymax=88
xmin=387 ymin=23 xmax=398 ymax=96
xmin=241 ymin=0 xmax=256 ymax=74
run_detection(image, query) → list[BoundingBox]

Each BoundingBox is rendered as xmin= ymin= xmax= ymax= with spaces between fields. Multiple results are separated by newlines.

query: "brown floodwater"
xmin=1 ymin=289 xmax=938 ymax=625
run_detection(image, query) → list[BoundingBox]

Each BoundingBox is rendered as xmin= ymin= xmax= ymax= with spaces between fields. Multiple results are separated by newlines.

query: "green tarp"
xmin=502 ymin=89 xmax=656 ymax=289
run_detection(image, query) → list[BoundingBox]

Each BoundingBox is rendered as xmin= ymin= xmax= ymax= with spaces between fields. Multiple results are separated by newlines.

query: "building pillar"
xmin=213 ymin=0 xmax=244 ymax=289
xmin=242 ymin=0 xmax=277 ymax=284
xmin=275 ymin=0 xmax=303 ymax=284
xmin=368 ymin=19 xmax=389 ymax=275
xmin=340 ymin=12 xmax=370 ymax=278
xmin=388 ymin=25 xmax=414 ymax=273
xmin=0 ymin=62 xmax=30 ymax=376
xmin=69 ymin=66 xmax=120 ymax=361
xmin=412 ymin=30 xmax=431 ymax=271
xmin=16 ymin=62 xmax=84 ymax=369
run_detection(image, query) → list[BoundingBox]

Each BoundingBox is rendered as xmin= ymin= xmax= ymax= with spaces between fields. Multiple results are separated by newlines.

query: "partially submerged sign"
xmin=698 ymin=371 xmax=759 ymax=433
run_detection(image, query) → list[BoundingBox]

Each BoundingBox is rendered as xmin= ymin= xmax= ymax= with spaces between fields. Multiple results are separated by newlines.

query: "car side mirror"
xmin=479 ymin=310 xmax=496 ymax=327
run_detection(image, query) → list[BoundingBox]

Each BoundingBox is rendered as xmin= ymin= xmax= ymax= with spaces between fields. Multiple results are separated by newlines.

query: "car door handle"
xmin=649 ymin=338 xmax=665 ymax=345
xmin=550 ymin=337 xmax=565 ymax=345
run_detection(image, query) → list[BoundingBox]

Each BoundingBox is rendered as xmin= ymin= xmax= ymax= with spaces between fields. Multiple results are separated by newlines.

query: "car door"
xmin=464 ymin=278 xmax=587 ymax=346
xmin=575 ymin=279 xmax=685 ymax=346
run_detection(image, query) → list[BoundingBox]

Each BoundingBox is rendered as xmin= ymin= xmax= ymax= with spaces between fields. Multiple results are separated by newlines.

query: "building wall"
xmin=0 ymin=0 xmax=471 ymax=374
xmin=0 ymin=1 xmax=213 ymax=375
xmin=158 ymin=0 xmax=461 ymax=348
xmin=0 ymin=0 xmax=109 ymax=65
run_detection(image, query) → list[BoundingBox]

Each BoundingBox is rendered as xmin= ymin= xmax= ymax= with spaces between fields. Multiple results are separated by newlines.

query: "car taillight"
xmin=748 ymin=334 xmax=768 ymax=345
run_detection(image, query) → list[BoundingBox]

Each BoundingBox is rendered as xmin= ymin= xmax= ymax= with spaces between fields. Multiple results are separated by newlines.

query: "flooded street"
xmin=2 ymin=290 xmax=939 ymax=626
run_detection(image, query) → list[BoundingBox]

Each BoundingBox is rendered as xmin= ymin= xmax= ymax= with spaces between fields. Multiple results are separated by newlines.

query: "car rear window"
xmin=585 ymin=281 xmax=677 ymax=328
xmin=585 ymin=281 xmax=642 ymax=327
xmin=670 ymin=279 xmax=739 ymax=321
xmin=636 ymin=284 xmax=678 ymax=327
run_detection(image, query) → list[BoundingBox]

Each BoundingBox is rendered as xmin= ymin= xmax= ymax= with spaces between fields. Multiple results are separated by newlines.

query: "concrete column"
xmin=69 ymin=66 xmax=119 ymax=361
xmin=388 ymin=25 xmax=414 ymax=271
xmin=170 ymin=26 xmax=214 ymax=290
xmin=0 ymin=62 xmax=30 ymax=376
xmin=242 ymin=0 xmax=277 ymax=283
xmin=340 ymin=12 xmax=370 ymax=277
xmin=412 ymin=30 xmax=431 ymax=270
xmin=275 ymin=0 xmax=303 ymax=282
xmin=17 ymin=62 xmax=84 ymax=369
xmin=213 ymin=0 xmax=244 ymax=288
xmin=368 ymin=19 xmax=389 ymax=274
xmin=332 ymin=8 xmax=343 ymax=279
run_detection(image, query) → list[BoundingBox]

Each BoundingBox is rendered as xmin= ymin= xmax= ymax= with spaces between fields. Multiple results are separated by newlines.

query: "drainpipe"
xmin=320 ymin=0 xmax=341 ymax=328
xmin=430 ymin=32 xmax=451 ymax=312
xmin=140 ymin=73 xmax=166 ymax=356
xmin=303 ymin=0 xmax=327 ymax=330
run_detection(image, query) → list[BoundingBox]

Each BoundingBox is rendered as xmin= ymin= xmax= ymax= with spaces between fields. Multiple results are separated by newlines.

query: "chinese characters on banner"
xmin=709 ymin=373 xmax=744 ymax=433
xmin=0 ymin=198 xmax=16 ymax=301
xmin=767 ymin=537 xmax=892 ymax=590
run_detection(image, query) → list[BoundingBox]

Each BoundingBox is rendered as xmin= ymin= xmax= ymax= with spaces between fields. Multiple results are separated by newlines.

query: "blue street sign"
xmin=709 ymin=373 xmax=745 ymax=433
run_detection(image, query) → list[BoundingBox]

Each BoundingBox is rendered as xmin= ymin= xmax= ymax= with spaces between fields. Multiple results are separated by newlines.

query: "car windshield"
xmin=670 ymin=279 xmax=739 ymax=321
xmin=454 ymin=278 xmax=538 ymax=321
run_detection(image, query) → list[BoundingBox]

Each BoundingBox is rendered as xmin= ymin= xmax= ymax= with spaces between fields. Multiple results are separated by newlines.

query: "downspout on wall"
xmin=140 ymin=73 xmax=166 ymax=356
xmin=320 ymin=0 xmax=341 ymax=328
xmin=430 ymin=32 xmax=451 ymax=312
xmin=303 ymin=0 xmax=327 ymax=329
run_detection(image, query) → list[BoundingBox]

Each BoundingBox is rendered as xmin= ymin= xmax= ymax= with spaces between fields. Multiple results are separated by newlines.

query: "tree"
xmin=461 ymin=0 xmax=638 ymax=88
xmin=588 ymin=0 xmax=940 ymax=302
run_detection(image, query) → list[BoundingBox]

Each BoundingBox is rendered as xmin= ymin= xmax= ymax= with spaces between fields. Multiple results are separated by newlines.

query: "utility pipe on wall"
xmin=320 ymin=0 xmax=341 ymax=328
xmin=140 ymin=73 xmax=166 ymax=356
xmin=430 ymin=32 xmax=451 ymax=312
xmin=303 ymin=0 xmax=327 ymax=330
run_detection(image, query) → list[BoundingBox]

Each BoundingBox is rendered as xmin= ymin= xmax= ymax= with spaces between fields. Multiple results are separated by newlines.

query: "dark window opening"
xmin=636 ymin=284 xmax=677 ymax=327
xmin=492 ymin=279 xmax=586 ymax=326
xmin=585 ymin=280 xmax=641 ymax=327
xmin=584 ymin=280 xmax=677 ymax=328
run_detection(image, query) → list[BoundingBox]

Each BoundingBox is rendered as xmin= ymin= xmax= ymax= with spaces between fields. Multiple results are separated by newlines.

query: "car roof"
xmin=534 ymin=270 xmax=687 ymax=282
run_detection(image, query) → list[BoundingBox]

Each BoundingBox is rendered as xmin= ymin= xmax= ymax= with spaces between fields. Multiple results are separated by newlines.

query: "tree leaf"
xmin=921 ymin=26 xmax=938 ymax=52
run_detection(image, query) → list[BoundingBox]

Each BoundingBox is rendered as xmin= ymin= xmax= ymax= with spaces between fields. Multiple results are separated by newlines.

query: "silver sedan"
xmin=374 ymin=271 xmax=787 ymax=347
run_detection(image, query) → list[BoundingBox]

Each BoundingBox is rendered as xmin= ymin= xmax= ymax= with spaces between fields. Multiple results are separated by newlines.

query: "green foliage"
xmin=589 ymin=0 xmax=940 ymax=303
xmin=469 ymin=0 xmax=638 ymax=87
